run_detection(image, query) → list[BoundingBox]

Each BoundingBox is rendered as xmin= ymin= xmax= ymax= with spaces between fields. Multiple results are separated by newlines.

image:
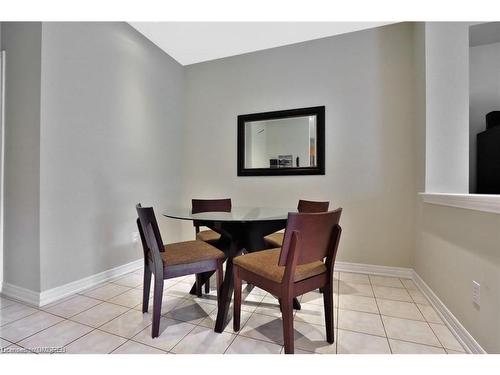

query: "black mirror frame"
xmin=237 ymin=106 xmax=325 ymax=176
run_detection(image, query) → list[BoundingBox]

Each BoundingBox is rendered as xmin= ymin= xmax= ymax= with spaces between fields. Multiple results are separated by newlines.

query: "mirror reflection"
xmin=244 ymin=115 xmax=317 ymax=169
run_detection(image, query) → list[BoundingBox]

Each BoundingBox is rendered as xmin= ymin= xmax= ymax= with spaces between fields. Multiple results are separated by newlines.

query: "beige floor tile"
xmin=43 ymin=295 xmax=102 ymax=318
xmin=429 ymin=323 xmax=465 ymax=352
xmin=340 ymin=272 xmax=370 ymax=285
xmin=377 ymin=299 xmax=424 ymax=321
xmin=339 ymin=295 xmax=378 ymax=314
xmin=100 ymin=310 xmax=152 ymax=338
xmin=70 ymin=302 xmax=129 ymax=328
xmin=1 ymin=338 xmax=13 ymax=348
xmin=166 ymin=299 xmax=216 ymax=325
xmin=81 ymin=283 xmax=131 ymax=301
xmin=18 ymin=320 xmax=93 ymax=351
xmin=65 ymin=330 xmax=127 ymax=354
xmin=239 ymin=313 xmax=284 ymax=345
xmin=337 ymin=329 xmax=390 ymax=354
xmin=131 ymin=317 xmax=196 ymax=351
xmin=0 ymin=297 xmax=18 ymax=310
xmin=0 ymin=311 xmax=63 ymax=342
xmin=293 ymin=320 xmax=336 ymax=354
xmin=372 ymin=286 xmax=412 ymax=302
xmin=401 ymin=279 xmax=418 ymax=290
xmin=389 ymin=339 xmax=446 ymax=354
xmin=164 ymin=281 xmax=196 ymax=298
xmin=254 ymin=301 xmax=284 ymax=318
xmin=111 ymin=340 xmax=166 ymax=354
xmin=0 ymin=303 xmax=38 ymax=326
xmin=225 ymin=335 xmax=282 ymax=354
xmin=300 ymin=289 xmax=338 ymax=304
xmin=108 ymin=288 xmax=144 ymax=308
xmin=408 ymin=290 xmax=430 ymax=305
xmin=369 ymin=275 xmax=404 ymax=288
xmin=339 ymin=281 xmax=374 ymax=297
xmin=199 ymin=309 xmax=252 ymax=333
xmin=338 ymin=309 xmax=386 ymax=337
xmin=295 ymin=302 xmax=337 ymax=326
xmin=171 ymin=326 xmax=235 ymax=354
xmin=133 ymin=294 xmax=186 ymax=315
xmin=382 ymin=316 xmax=441 ymax=347
xmin=417 ymin=304 xmax=443 ymax=324
xmin=112 ymin=273 xmax=144 ymax=288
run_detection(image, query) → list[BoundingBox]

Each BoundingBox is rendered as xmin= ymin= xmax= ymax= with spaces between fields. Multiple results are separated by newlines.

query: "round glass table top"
xmin=163 ymin=206 xmax=296 ymax=222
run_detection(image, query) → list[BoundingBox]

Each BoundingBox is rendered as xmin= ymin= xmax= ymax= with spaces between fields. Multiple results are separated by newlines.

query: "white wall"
xmin=424 ymin=23 xmax=470 ymax=194
xmin=416 ymin=22 xmax=500 ymax=353
xmin=1 ymin=23 xmax=42 ymax=292
xmin=38 ymin=22 xmax=185 ymax=291
xmin=469 ymin=42 xmax=500 ymax=193
xmin=183 ymin=23 xmax=417 ymax=268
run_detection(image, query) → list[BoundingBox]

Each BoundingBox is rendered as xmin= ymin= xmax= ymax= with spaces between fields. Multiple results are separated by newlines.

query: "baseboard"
xmin=335 ymin=261 xmax=414 ymax=279
xmin=39 ymin=259 xmax=143 ymax=306
xmin=1 ymin=282 xmax=40 ymax=306
xmin=412 ymin=271 xmax=486 ymax=354
xmin=0 ymin=258 xmax=143 ymax=307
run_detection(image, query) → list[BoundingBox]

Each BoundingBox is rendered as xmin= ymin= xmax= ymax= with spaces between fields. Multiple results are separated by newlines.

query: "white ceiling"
xmin=129 ymin=22 xmax=395 ymax=66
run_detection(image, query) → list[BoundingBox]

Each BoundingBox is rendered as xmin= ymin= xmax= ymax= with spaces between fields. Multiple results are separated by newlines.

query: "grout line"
xmin=369 ymin=275 xmax=392 ymax=354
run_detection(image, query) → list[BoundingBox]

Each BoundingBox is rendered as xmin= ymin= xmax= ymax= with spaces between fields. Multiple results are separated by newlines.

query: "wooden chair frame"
xmin=136 ymin=203 xmax=223 ymax=338
xmin=233 ymin=209 xmax=342 ymax=354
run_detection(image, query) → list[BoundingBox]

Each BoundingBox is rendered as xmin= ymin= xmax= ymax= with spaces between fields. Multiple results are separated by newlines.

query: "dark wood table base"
xmin=188 ymin=219 xmax=301 ymax=332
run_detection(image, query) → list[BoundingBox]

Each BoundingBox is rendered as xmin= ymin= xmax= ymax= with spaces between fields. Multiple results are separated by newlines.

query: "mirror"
xmin=237 ymin=106 xmax=325 ymax=176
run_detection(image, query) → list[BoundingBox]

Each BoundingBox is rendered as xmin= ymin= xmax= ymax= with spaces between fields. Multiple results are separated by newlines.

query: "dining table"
xmin=163 ymin=206 xmax=301 ymax=333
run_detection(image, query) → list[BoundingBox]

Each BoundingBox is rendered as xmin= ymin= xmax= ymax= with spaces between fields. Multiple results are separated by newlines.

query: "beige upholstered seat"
xmin=161 ymin=240 xmax=225 ymax=266
xmin=196 ymin=229 xmax=221 ymax=243
xmin=264 ymin=232 xmax=284 ymax=248
xmin=233 ymin=248 xmax=326 ymax=284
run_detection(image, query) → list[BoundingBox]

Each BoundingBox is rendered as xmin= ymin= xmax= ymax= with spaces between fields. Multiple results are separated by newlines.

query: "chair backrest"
xmin=297 ymin=199 xmax=329 ymax=213
xmin=136 ymin=204 xmax=164 ymax=272
xmin=279 ymin=209 xmax=342 ymax=267
xmin=191 ymin=198 xmax=232 ymax=214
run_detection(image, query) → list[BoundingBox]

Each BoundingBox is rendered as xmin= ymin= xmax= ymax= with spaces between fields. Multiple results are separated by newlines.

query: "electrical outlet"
xmin=132 ymin=231 xmax=140 ymax=243
xmin=472 ymin=280 xmax=480 ymax=306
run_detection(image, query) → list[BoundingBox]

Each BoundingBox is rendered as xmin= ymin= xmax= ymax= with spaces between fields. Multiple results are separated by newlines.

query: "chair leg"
xmin=281 ymin=298 xmax=295 ymax=354
xmin=142 ymin=266 xmax=152 ymax=313
xmin=323 ymin=282 xmax=335 ymax=344
xmin=151 ymin=278 xmax=164 ymax=338
xmin=205 ymin=278 xmax=210 ymax=294
xmin=233 ymin=266 xmax=242 ymax=332
xmin=195 ymin=274 xmax=203 ymax=297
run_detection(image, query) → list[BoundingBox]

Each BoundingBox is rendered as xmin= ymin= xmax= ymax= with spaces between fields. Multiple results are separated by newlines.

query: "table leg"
xmin=214 ymin=236 xmax=242 ymax=333
xmin=189 ymin=271 xmax=214 ymax=295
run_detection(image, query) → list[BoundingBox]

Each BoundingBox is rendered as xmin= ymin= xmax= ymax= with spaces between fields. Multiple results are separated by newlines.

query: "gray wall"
xmin=38 ymin=22 xmax=185 ymax=291
xmin=1 ymin=22 xmax=42 ymax=291
xmin=183 ymin=23 xmax=417 ymax=268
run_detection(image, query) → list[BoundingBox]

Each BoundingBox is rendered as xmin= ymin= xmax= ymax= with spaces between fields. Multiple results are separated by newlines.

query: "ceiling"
xmin=129 ymin=22 xmax=395 ymax=66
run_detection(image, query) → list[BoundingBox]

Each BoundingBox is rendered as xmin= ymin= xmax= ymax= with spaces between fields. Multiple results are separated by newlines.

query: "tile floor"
xmin=0 ymin=269 xmax=467 ymax=354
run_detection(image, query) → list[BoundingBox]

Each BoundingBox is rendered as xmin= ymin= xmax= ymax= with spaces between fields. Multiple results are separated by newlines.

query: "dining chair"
xmin=136 ymin=203 xmax=225 ymax=338
xmin=233 ymin=209 xmax=342 ymax=354
xmin=192 ymin=198 xmax=232 ymax=294
xmin=264 ymin=199 xmax=330 ymax=248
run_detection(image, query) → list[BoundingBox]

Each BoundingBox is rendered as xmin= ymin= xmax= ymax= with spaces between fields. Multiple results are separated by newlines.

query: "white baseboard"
xmin=412 ymin=271 xmax=486 ymax=354
xmin=39 ymin=259 xmax=143 ymax=306
xmin=0 ymin=258 xmax=143 ymax=307
xmin=1 ymin=282 xmax=40 ymax=306
xmin=335 ymin=261 xmax=414 ymax=279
